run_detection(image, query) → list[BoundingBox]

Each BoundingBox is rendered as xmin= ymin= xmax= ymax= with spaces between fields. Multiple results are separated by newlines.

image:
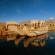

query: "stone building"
xmin=0 ymin=22 xmax=6 ymax=30
xmin=46 ymin=19 xmax=55 ymax=31
xmin=6 ymin=21 xmax=18 ymax=31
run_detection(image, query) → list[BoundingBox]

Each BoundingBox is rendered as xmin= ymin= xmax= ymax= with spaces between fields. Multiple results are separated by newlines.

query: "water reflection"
xmin=0 ymin=32 xmax=55 ymax=48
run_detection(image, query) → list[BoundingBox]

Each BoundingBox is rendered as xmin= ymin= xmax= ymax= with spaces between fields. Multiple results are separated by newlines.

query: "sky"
xmin=0 ymin=0 xmax=55 ymax=22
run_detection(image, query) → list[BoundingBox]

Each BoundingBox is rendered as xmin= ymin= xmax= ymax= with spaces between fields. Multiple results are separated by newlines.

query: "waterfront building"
xmin=6 ymin=21 xmax=18 ymax=31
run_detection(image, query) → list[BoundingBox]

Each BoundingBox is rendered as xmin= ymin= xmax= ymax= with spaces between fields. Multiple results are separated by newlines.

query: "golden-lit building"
xmin=0 ymin=19 xmax=55 ymax=33
xmin=0 ymin=22 xmax=6 ymax=30
xmin=47 ymin=19 xmax=55 ymax=31
xmin=6 ymin=21 xmax=18 ymax=31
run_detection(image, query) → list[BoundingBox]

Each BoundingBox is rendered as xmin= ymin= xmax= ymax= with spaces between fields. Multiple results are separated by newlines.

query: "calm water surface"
xmin=0 ymin=32 xmax=55 ymax=47
xmin=0 ymin=32 xmax=55 ymax=55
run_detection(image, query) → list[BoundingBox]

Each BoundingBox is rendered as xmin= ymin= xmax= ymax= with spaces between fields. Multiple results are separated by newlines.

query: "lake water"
xmin=0 ymin=32 xmax=55 ymax=47
xmin=0 ymin=32 xmax=55 ymax=55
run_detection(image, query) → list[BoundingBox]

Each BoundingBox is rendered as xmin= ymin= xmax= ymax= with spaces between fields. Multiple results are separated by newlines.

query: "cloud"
xmin=48 ymin=17 xmax=54 ymax=20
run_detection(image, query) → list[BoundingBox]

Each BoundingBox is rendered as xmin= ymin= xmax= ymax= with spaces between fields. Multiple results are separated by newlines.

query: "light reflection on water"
xmin=0 ymin=32 xmax=55 ymax=48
